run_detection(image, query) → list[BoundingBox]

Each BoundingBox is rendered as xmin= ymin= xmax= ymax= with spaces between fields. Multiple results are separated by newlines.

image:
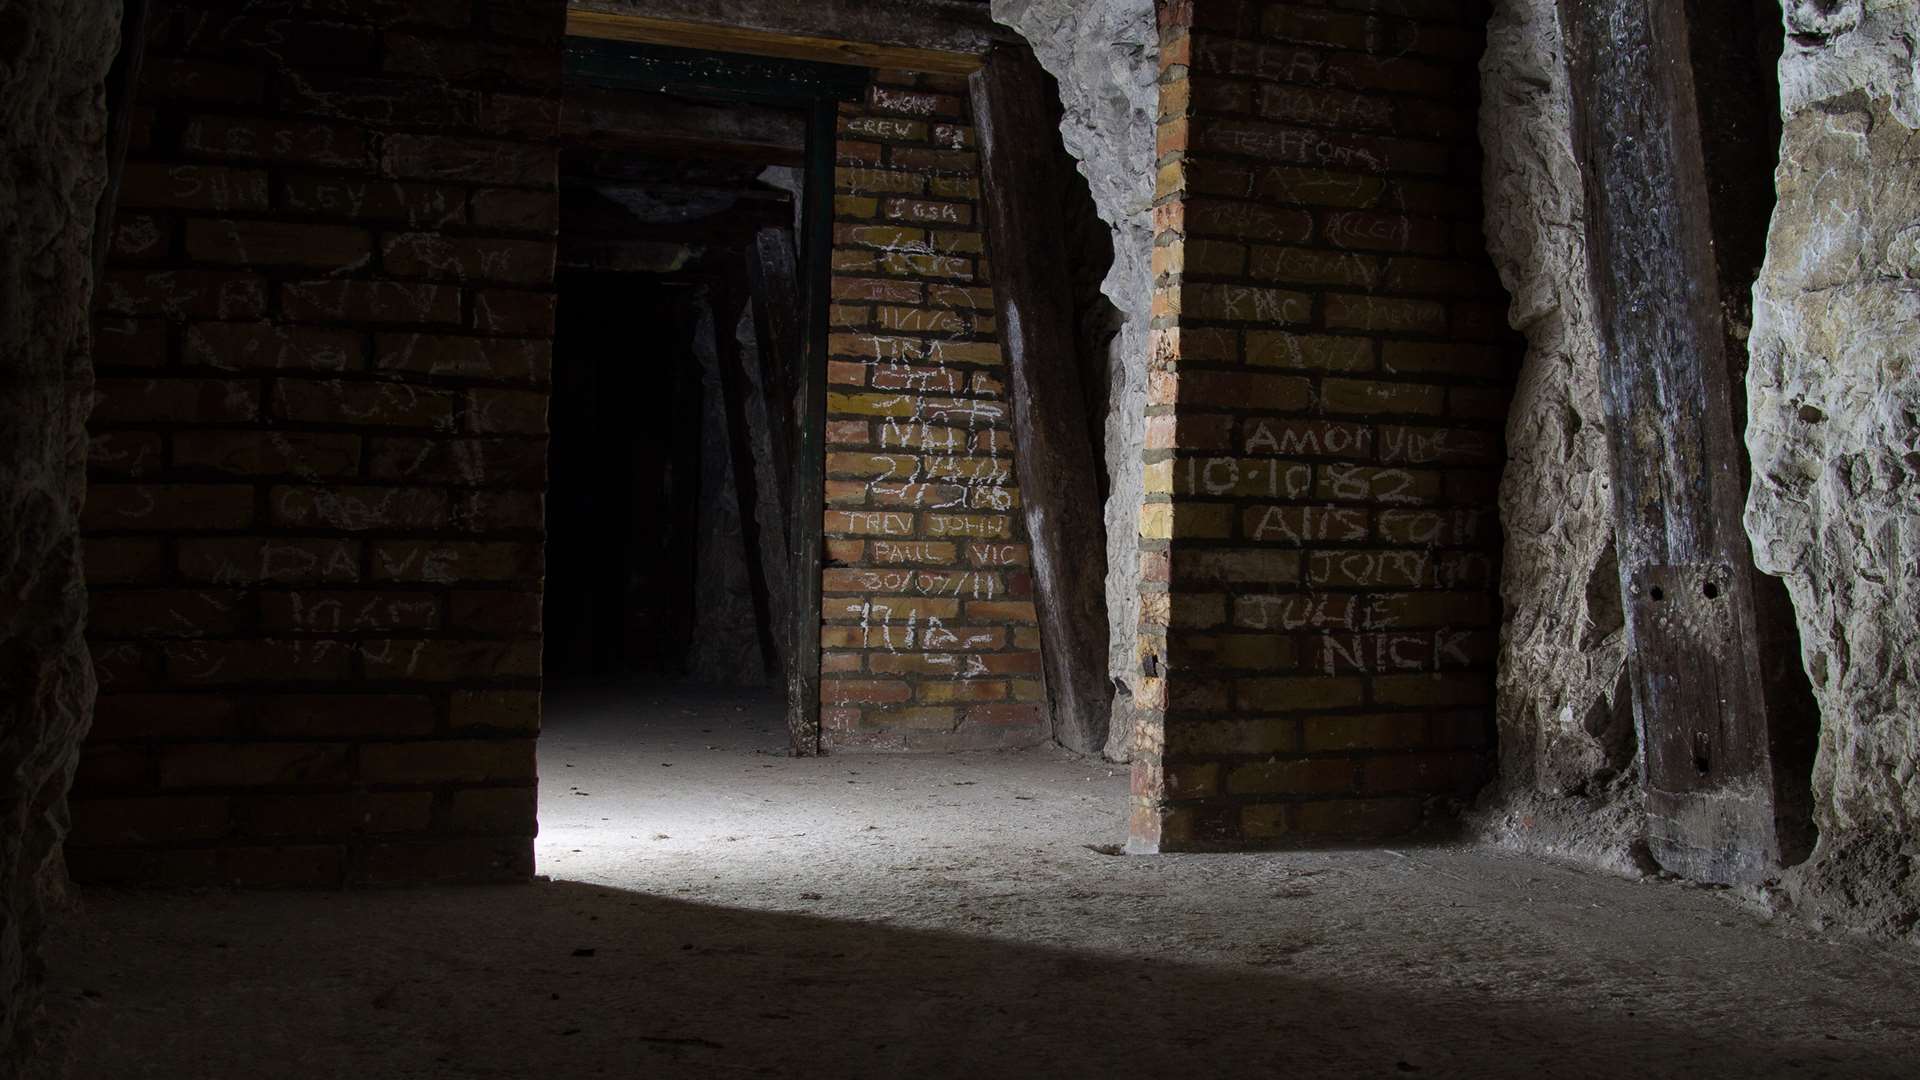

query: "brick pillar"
xmin=1132 ymin=0 xmax=1514 ymax=851
xmin=71 ymin=0 xmax=563 ymax=885
xmin=820 ymin=71 xmax=1050 ymax=751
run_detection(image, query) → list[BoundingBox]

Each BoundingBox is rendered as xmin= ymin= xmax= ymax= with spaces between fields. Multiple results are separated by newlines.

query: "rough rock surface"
xmin=990 ymin=0 xmax=1157 ymax=760
xmin=1747 ymin=0 xmax=1920 ymax=937
xmin=1471 ymin=0 xmax=1646 ymax=873
xmin=0 ymin=0 xmax=115 ymax=1066
xmin=1776 ymin=0 xmax=1920 ymax=126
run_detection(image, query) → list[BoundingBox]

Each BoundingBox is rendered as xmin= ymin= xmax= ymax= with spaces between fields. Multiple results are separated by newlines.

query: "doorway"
xmin=541 ymin=38 xmax=859 ymax=758
xmin=543 ymin=274 xmax=703 ymax=680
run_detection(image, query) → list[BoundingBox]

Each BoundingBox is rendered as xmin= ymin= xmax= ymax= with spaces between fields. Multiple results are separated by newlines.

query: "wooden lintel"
xmin=567 ymin=8 xmax=986 ymax=76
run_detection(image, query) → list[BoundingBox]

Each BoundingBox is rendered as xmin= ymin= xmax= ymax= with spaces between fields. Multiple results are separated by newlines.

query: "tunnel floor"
xmin=34 ymin=683 xmax=1920 ymax=1078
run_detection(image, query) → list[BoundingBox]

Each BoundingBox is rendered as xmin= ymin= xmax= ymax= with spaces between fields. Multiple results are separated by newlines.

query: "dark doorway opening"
xmin=542 ymin=38 xmax=862 ymax=757
xmin=542 ymin=160 xmax=795 ymax=692
xmin=543 ymin=274 xmax=703 ymax=679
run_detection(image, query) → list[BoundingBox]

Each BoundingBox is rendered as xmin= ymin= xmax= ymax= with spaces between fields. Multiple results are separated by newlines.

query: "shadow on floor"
xmin=38 ymin=878 xmax=1911 ymax=1079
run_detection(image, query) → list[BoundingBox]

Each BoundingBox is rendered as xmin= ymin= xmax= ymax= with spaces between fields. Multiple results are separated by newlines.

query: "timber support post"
xmin=971 ymin=43 xmax=1113 ymax=756
xmin=713 ymin=276 xmax=786 ymax=679
xmin=741 ymin=230 xmax=806 ymax=677
xmin=747 ymin=227 xmax=803 ymax=536
xmin=1558 ymin=0 xmax=1815 ymax=883
xmin=93 ymin=0 xmax=151 ymax=284
xmin=787 ymin=98 xmax=838 ymax=756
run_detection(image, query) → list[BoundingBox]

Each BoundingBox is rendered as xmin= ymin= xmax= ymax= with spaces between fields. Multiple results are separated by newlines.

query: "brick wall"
xmin=71 ymin=0 xmax=564 ymax=885
xmin=1132 ymin=0 xmax=1514 ymax=850
xmin=821 ymin=71 xmax=1050 ymax=751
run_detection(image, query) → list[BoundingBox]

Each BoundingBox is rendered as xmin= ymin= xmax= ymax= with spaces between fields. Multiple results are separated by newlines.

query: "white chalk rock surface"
xmin=991 ymin=0 xmax=1159 ymax=759
xmin=1474 ymin=0 xmax=1643 ymax=869
xmin=1748 ymin=0 xmax=1920 ymax=931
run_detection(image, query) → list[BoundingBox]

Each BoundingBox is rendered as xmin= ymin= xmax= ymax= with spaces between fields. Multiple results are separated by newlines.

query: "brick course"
xmin=1132 ymin=0 xmax=1513 ymax=850
xmin=71 ymin=0 xmax=563 ymax=885
xmin=822 ymin=71 xmax=1048 ymax=751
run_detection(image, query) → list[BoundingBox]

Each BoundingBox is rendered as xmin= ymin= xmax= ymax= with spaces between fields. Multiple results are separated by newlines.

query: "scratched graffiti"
xmin=820 ymin=126 xmax=1038 ymax=707
xmin=812 ymin=85 xmax=1067 ymax=744
xmin=838 ymin=242 xmax=1013 ymax=672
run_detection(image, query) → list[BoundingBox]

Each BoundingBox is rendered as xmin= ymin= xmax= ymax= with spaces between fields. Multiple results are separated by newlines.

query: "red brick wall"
xmin=1132 ymin=0 xmax=1513 ymax=850
xmin=71 ymin=0 xmax=563 ymax=885
xmin=821 ymin=71 xmax=1050 ymax=751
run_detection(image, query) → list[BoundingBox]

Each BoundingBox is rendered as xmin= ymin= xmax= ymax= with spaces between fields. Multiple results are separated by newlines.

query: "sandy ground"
xmin=33 ymin=683 xmax=1920 ymax=1078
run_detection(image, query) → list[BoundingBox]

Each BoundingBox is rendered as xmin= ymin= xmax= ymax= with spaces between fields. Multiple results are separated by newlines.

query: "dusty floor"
xmin=34 ymin=683 xmax=1920 ymax=1078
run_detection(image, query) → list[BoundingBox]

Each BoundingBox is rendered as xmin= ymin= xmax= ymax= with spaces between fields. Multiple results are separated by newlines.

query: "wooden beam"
xmin=743 ymin=228 xmax=804 ymax=698
xmin=971 ymin=44 xmax=1113 ymax=756
xmin=567 ymin=7 xmax=988 ymax=76
xmin=572 ymin=0 xmax=1009 ymax=54
xmin=786 ymin=101 xmax=838 ymax=757
xmin=712 ymin=279 xmax=786 ymax=680
xmin=1558 ymin=0 xmax=1814 ymax=884
xmin=556 ymin=182 xmax=792 ymax=272
xmin=93 ymin=0 xmax=151 ymax=286
xmin=747 ymin=227 xmax=803 ymax=535
xmin=742 ymin=228 xmax=806 ymax=688
xmin=562 ymin=88 xmax=806 ymax=164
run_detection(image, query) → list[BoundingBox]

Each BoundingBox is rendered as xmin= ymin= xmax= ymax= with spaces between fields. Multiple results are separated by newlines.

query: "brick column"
xmin=1132 ymin=0 xmax=1514 ymax=851
xmin=820 ymin=71 xmax=1049 ymax=751
xmin=71 ymin=0 xmax=563 ymax=885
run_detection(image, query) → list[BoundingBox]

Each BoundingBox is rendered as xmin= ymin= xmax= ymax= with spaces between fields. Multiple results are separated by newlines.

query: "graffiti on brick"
xmin=822 ymin=181 xmax=1027 ymax=707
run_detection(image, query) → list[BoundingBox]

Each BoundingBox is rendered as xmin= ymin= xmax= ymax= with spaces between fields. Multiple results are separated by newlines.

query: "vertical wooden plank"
xmin=1557 ymin=0 xmax=1815 ymax=882
xmin=92 ymin=0 xmax=151 ymax=286
xmin=712 ymin=277 xmax=784 ymax=678
xmin=787 ymin=100 xmax=836 ymax=756
xmin=743 ymin=230 xmax=805 ymax=677
xmin=747 ymin=227 xmax=802 ymax=528
xmin=970 ymin=43 xmax=1113 ymax=755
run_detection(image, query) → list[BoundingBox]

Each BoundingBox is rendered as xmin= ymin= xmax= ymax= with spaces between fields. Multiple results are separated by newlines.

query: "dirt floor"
xmin=33 ymin=683 xmax=1920 ymax=1078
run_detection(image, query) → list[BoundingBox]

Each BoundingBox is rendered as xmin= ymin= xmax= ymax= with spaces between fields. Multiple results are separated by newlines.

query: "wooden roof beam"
xmin=562 ymin=88 xmax=807 ymax=163
xmin=565 ymin=0 xmax=1011 ymax=75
